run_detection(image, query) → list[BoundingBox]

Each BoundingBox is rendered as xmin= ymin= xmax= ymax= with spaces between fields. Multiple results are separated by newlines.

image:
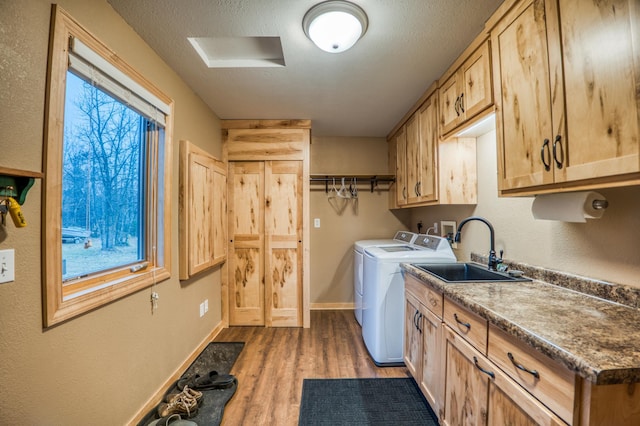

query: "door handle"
xmin=552 ymin=135 xmax=563 ymax=169
xmin=540 ymin=139 xmax=551 ymax=171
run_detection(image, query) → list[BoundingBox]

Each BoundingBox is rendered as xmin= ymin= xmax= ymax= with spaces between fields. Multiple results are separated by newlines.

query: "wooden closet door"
xmin=265 ymin=161 xmax=303 ymax=327
xmin=228 ymin=162 xmax=265 ymax=326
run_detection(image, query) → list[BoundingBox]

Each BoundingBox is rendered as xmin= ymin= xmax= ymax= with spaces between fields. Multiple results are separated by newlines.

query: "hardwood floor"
xmin=214 ymin=310 xmax=410 ymax=425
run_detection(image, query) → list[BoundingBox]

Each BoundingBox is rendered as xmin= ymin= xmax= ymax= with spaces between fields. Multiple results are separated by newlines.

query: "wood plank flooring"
xmin=213 ymin=310 xmax=410 ymax=425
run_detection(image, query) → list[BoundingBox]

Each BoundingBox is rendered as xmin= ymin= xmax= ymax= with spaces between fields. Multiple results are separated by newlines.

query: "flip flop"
xmin=192 ymin=370 xmax=236 ymax=390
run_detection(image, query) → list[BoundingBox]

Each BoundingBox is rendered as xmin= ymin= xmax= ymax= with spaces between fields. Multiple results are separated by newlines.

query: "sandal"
xmin=178 ymin=371 xmax=236 ymax=391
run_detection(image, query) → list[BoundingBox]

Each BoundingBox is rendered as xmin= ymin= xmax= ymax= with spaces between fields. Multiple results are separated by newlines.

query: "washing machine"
xmin=353 ymin=231 xmax=417 ymax=326
xmin=362 ymin=234 xmax=456 ymax=365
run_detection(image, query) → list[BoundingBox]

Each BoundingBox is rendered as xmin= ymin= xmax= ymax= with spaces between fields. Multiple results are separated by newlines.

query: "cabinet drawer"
xmin=488 ymin=324 xmax=576 ymax=424
xmin=405 ymin=274 xmax=443 ymax=318
xmin=443 ymin=298 xmax=488 ymax=354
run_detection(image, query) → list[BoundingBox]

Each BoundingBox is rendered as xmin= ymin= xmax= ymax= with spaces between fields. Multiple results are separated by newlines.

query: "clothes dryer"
xmin=353 ymin=231 xmax=417 ymax=326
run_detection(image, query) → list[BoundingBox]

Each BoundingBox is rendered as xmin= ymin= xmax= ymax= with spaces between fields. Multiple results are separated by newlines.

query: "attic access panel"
xmin=188 ymin=36 xmax=285 ymax=68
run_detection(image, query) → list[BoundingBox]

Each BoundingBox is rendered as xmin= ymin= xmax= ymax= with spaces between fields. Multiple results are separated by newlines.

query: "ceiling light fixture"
xmin=303 ymin=0 xmax=368 ymax=53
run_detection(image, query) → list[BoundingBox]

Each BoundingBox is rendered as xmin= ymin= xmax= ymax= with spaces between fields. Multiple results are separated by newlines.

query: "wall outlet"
xmin=204 ymin=299 xmax=209 ymax=313
xmin=314 ymin=218 xmax=320 ymax=228
xmin=0 ymin=249 xmax=15 ymax=284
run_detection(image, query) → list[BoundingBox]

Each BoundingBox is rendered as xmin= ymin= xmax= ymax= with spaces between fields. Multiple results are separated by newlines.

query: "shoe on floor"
xmin=148 ymin=414 xmax=198 ymax=426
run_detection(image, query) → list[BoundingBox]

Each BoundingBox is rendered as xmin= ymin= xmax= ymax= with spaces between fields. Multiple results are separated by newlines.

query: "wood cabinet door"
xmin=461 ymin=42 xmax=493 ymax=121
xmin=443 ymin=326 xmax=490 ymax=426
xmin=395 ymin=127 xmax=408 ymax=206
xmin=554 ymin=0 xmax=640 ymax=183
xmin=420 ymin=306 xmax=445 ymax=421
xmin=228 ymin=161 xmax=265 ymax=326
xmin=179 ymin=140 xmax=227 ymax=280
xmin=492 ymin=0 xmax=555 ymax=192
xmin=265 ymin=161 xmax=303 ymax=327
xmin=488 ymin=370 xmax=567 ymax=426
xmin=211 ymin=158 xmax=227 ymax=267
xmin=439 ymin=73 xmax=462 ymax=136
xmin=184 ymin=149 xmax=214 ymax=276
xmin=404 ymin=292 xmax=423 ymax=379
xmin=417 ymin=97 xmax=438 ymax=203
xmin=405 ymin=113 xmax=421 ymax=204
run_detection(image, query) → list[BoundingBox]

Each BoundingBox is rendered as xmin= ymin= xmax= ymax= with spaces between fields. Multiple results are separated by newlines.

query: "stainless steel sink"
xmin=412 ymin=262 xmax=531 ymax=283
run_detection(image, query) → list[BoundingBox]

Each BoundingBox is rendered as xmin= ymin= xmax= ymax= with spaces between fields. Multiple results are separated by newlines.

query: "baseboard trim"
xmin=311 ymin=302 xmax=354 ymax=310
xmin=127 ymin=320 xmax=225 ymax=425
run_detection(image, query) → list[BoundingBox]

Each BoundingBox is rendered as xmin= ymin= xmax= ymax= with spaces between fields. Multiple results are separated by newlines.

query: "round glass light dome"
xmin=303 ymin=1 xmax=368 ymax=53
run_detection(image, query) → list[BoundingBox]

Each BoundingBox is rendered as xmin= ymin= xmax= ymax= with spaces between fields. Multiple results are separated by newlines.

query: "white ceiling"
xmin=107 ymin=0 xmax=504 ymax=137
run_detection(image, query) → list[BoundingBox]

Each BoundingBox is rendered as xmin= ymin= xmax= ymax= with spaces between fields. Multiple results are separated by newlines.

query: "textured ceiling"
xmin=107 ymin=0 xmax=504 ymax=137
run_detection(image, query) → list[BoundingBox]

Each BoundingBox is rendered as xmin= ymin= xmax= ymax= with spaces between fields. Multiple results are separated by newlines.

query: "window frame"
xmin=42 ymin=6 xmax=173 ymax=327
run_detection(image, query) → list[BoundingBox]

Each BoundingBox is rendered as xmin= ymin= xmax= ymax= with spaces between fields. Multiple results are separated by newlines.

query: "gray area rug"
xmin=139 ymin=342 xmax=244 ymax=426
xmin=298 ymin=378 xmax=438 ymax=426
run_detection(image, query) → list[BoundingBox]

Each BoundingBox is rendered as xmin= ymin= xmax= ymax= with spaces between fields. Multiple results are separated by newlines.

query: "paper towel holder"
xmin=592 ymin=199 xmax=609 ymax=210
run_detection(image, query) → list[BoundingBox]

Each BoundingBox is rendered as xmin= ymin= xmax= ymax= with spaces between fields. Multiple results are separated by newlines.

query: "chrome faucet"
xmin=454 ymin=216 xmax=502 ymax=271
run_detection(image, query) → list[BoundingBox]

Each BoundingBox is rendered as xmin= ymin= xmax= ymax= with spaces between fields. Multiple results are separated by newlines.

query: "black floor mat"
xmin=298 ymin=378 xmax=439 ymax=425
xmin=139 ymin=342 xmax=244 ymax=426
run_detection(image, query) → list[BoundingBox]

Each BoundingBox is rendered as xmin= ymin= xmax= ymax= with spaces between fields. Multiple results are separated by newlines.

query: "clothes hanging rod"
xmin=309 ymin=174 xmax=395 ymax=193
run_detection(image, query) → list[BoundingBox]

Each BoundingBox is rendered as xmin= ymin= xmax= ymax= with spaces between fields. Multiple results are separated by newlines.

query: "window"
xmin=43 ymin=6 xmax=173 ymax=326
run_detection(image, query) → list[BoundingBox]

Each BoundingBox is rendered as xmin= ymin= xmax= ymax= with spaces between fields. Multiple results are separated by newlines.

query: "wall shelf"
xmin=0 ymin=167 xmax=42 ymax=206
xmin=310 ymin=174 xmax=395 ymax=193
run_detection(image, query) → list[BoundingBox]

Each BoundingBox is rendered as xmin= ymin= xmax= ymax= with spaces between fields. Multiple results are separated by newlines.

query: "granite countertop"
xmin=401 ymin=261 xmax=640 ymax=385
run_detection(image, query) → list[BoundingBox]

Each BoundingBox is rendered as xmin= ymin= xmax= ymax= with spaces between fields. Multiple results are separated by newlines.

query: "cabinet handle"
xmin=413 ymin=310 xmax=419 ymax=330
xmin=453 ymin=313 xmax=471 ymax=330
xmin=459 ymin=93 xmax=465 ymax=113
xmin=418 ymin=313 xmax=423 ymax=334
xmin=415 ymin=181 xmax=421 ymax=196
xmin=402 ymin=186 xmax=407 ymax=200
xmin=540 ymin=139 xmax=551 ymax=171
xmin=507 ymin=352 xmax=540 ymax=379
xmin=552 ymin=135 xmax=563 ymax=169
xmin=473 ymin=356 xmax=495 ymax=379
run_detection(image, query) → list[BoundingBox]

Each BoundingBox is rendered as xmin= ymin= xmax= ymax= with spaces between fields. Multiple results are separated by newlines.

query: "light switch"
xmin=0 ymin=249 xmax=15 ymax=284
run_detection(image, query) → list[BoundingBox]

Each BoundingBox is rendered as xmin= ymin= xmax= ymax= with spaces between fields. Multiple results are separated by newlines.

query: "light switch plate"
xmin=0 ymin=249 xmax=15 ymax=284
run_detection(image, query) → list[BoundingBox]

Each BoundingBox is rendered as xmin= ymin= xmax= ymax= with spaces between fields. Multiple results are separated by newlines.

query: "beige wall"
xmin=410 ymin=130 xmax=640 ymax=288
xmin=0 ymin=1 xmax=224 ymax=424
xmin=310 ymin=136 xmax=411 ymax=305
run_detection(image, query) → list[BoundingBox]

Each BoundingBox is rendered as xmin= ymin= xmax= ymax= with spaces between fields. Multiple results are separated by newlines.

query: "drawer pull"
xmin=473 ymin=356 xmax=495 ymax=379
xmin=508 ymin=352 xmax=540 ymax=379
xmin=453 ymin=313 xmax=471 ymax=330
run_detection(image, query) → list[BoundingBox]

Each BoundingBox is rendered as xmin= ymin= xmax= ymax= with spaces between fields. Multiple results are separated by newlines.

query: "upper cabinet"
xmin=392 ymin=86 xmax=441 ymax=208
xmin=389 ymin=79 xmax=478 ymax=208
xmin=439 ymin=40 xmax=494 ymax=137
xmin=179 ymin=140 xmax=227 ymax=280
xmin=491 ymin=0 xmax=640 ymax=195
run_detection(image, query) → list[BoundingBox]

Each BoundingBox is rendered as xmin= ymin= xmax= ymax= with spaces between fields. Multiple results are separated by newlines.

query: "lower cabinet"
xmin=443 ymin=326 xmax=565 ymax=426
xmin=405 ymin=291 xmax=445 ymax=419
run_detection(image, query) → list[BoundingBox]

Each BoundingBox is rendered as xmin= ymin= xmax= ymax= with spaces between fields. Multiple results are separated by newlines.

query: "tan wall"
xmin=310 ymin=136 xmax=411 ymax=305
xmin=410 ymin=130 xmax=640 ymax=288
xmin=0 ymin=0 xmax=223 ymax=424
